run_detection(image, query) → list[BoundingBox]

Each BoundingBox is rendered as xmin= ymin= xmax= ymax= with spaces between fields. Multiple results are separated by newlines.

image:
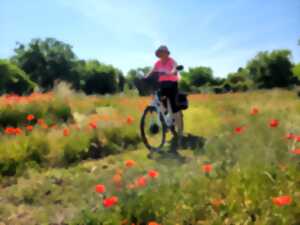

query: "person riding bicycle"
xmin=146 ymin=45 xmax=183 ymax=145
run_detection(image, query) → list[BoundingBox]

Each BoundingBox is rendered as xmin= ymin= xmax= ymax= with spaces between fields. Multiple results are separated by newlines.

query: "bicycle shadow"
xmin=147 ymin=133 xmax=206 ymax=163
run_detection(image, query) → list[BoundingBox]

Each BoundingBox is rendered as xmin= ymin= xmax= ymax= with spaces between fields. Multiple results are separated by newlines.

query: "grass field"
xmin=0 ymin=86 xmax=300 ymax=225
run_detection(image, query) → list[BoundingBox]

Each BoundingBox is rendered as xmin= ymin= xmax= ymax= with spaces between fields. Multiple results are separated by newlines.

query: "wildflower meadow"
xmin=0 ymin=86 xmax=299 ymax=225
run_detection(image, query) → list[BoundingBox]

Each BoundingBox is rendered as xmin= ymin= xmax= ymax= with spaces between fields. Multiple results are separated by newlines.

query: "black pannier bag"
xmin=176 ymin=92 xmax=188 ymax=110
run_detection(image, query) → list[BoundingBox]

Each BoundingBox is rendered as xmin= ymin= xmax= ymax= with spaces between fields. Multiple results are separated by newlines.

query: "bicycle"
xmin=140 ymin=65 xmax=186 ymax=152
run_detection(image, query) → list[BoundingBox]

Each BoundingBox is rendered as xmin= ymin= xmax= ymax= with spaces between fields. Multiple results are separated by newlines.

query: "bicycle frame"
xmin=149 ymin=91 xmax=174 ymax=128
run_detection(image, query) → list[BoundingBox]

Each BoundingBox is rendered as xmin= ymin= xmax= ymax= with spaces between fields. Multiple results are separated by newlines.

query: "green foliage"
xmin=0 ymin=59 xmax=36 ymax=95
xmin=0 ymin=134 xmax=49 ymax=176
xmin=48 ymin=100 xmax=72 ymax=122
xmin=2 ymin=37 xmax=298 ymax=96
xmin=183 ymin=66 xmax=214 ymax=87
xmin=62 ymin=133 xmax=91 ymax=165
xmin=83 ymin=60 xmax=123 ymax=94
xmin=178 ymin=76 xmax=191 ymax=92
xmin=12 ymin=38 xmax=77 ymax=90
xmin=292 ymin=63 xmax=300 ymax=79
xmin=223 ymin=67 xmax=253 ymax=92
xmin=246 ymin=49 xmax=295 ymax=88
xmin=11 ymin=38 xmax=124 ymax=95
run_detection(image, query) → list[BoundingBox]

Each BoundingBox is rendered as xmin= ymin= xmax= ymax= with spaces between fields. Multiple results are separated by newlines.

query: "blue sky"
xmin=1 ymin=0 xmax=299 ymax=77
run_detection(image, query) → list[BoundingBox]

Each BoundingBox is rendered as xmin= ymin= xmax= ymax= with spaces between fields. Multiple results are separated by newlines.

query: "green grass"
xmin=0 ymin=88 xmax=300 ymax=224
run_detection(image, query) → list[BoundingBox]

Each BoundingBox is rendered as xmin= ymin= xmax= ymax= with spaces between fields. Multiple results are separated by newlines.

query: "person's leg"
xmin=159 ymin=83 xmax=168 ymax=115
xmin=168 ymin=82 xmax=183 ymax=147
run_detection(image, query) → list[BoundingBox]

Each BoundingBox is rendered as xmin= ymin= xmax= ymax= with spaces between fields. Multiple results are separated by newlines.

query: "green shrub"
xmin=49 ymin=101 xmax=72 ymax=122
xmin=0 ymin=59 xmax=36 ymax=95
xmin=0 ymin=134 xmax=49 ymax=176
xmin=62 ymin=133 xmax=91 ymax=165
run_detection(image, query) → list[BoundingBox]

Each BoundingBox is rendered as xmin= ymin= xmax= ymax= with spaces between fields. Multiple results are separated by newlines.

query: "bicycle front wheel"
xmin=140 ymin=106 xmax=166 ymax=152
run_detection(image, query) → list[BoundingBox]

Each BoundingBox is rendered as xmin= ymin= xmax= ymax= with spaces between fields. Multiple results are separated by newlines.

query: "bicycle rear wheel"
xmin=140 ymin=106 xmax=166 ymax=152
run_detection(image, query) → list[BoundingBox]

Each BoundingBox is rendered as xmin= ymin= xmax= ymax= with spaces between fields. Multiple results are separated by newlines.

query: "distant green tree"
xmin=117 ymin=72 xmax=126 ymax=92
xmin=227 ymin=68 xmax=249 ymax=83
xmin=71 ymin=60 xmax=88 ymax=90
xmin=210 ymin=77 xmax=225 ymax=86
xmin=247 ymin=49 xmax=295 ymax=88
xmin=184 ymin=66 xmax=214 ymax=87
xmin=224 ymin=67 xmax=253 ymax=92
xmin=12 ymin=38 xmax=78 ymax=90
xmin=293 ymin=63 xmax=300 ymax=79
xmin=178 ymin=73 xmax=191 ymax=92
xmin=83 ymin=60 xmax=122 ymax=94
xmin=0 ymin=59 xmax=36 ymax=95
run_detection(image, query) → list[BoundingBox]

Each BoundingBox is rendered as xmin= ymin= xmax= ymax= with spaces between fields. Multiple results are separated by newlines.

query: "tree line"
xmin=1 ymin=37 xmax=300 ymax=95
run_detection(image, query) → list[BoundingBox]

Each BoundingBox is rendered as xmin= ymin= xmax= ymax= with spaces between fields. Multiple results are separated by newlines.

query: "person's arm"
xmin=145 ymin=66 xmax=155 ymax=78
xmin=146 ymin=60 xmax=160 ymax=78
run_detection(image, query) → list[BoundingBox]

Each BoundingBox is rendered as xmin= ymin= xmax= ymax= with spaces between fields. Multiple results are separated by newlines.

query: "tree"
xmin=178 ymin=75 xmax=191 ymax=92
xmin=227 ymin=68 xmax=249 ymax=84
xmin=0 ymin=59 xmax=36 ymax=95
xmin=184 ymin=66 xmax=214 ymax=87
xmin=83 ymin=60 xmax=122 ymax=95
xmin=117 ymin=72 xmax=126 ymax=92
xmin=247 ymin=50 xmax=295 ymax=88
xmin=12 ymin=38 xmax=78 ymax=90
xmin=293 ymin=63 xmax=300 ymax=79
xmin=224 ymin=67 xmax=253 ymax=92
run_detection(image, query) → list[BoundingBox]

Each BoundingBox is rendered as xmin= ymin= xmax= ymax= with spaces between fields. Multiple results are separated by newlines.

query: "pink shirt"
xmin=153 ymin=57 xmax=179 ymax=82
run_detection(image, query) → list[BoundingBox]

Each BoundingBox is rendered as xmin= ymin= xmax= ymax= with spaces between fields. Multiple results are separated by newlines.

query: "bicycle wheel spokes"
xmin=140 ymin=106 xmax=166 ymax=151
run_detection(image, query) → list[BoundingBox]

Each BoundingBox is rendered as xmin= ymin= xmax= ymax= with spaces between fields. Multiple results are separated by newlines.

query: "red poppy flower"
xmin=234 ymin=126 xmax=245 ymax=134
xmin=63 ymin=128 xmax=70 ymax=136
xmin=113 ymin=174 xmax=122 ymax=187
xmin=26 ymin=125 xmax=33 ymax=132
xmin=95 ymin=184 xmax=106 ymax=193
xmin=272 ymin=195 xmax=292 ymax=206
xmin=15 ymin=128 xmax=22 ymax=135
xmin=136 ymin=176 xmax=147 ymax=187
xmin=148 ymin=169 xmax=159 ymax=179
xmin=125 ymin=159 xmax=136 ymax=168
xmin=4 ymin=127 xmax=15 ymax=135
xmin=269 ymin=119 xmax=279 ymax=128
xmin=286 ymin=133 xmax=295 ymax=140
xmin=250 ymin=107 xmax=259 ymax=115
xmin=211 ymin=198 xmax=225 ymax=207
xmin=126 ymin=116 xmax=134 ymax=125
xmin=26 ymin=114 xmax=35 ymax=121
xmin=294 ymin=136 xmax=300 ymax=142
xmin=89 ymin=121 xmax=97 ymax=129
xmin=148 ymin=222 xmax=160 ymax=225
xmin=115 ymin=168 xmax=123 ymax=175
xmin=290 ymin=149 xmax=300 ymax=155
xmin=37 ymin=119 xmax=45 ymax=125
xmin=202 ymin=164 xmax=212 ymax=173
xmin=102 ymin=196 xmax=118 ymax=208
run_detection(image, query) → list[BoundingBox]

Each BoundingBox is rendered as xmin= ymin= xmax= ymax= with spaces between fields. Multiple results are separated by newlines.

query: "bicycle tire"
xmin=140 ymin=106 xmax=166 ymax=152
